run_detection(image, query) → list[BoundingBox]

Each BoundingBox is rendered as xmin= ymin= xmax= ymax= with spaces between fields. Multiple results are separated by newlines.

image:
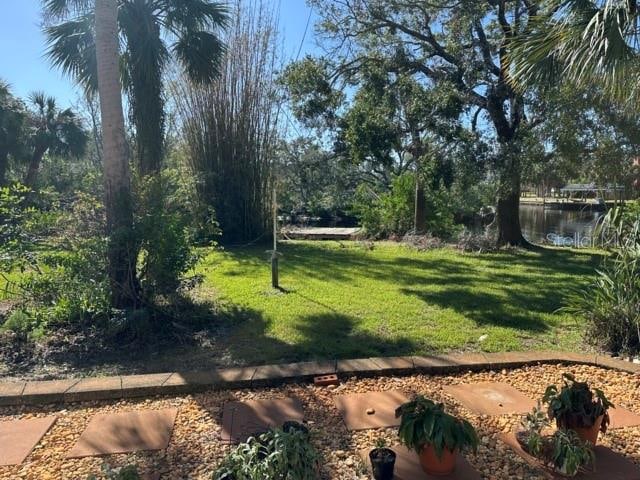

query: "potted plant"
xmin=549 ymin=430 xmax=595 ymax=477
xmin=543 ymin=373 xmax=614 ymax=445
xmin=395 ymin=395 xmax=478 ymax=476
xmin=518 ymin=406 xmax=595 ymax=477
xmin=369 ymin=438 xmax=396 ymax=480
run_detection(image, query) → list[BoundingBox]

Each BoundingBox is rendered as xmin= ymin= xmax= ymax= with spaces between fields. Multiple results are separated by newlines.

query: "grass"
xmin=198 ymin=241 xmax=602 ymax=365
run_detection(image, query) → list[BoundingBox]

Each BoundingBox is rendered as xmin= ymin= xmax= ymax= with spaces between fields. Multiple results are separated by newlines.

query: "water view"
xmin=520 ymin=204 xmax=604 ymax=247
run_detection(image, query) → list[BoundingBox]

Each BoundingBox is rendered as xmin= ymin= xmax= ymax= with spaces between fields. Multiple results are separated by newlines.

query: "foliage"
xmin=1 ymin=192 xmax=110 ymax=337
xmin=568 ymin=206 xmax=640 ymax=354
xmin=395 ymin=395 xmax=478 ymax=458
xmin=136 ymin=173 xmax=199 ymax=296
xmin=24 ymin=92 xmax=87 ymax=187
xmin=277 ymin=138 xmax=358 ymax=217
xmin=213 ymin=427 xmax=319 ymax=480
xmin=507 ymin=0 xmax=639 ymax=107
xmin=87 ymin=463 xmax=141 ymax=480
xmin=0 ymin=81 xmax=28 ymax=185
xmin=519 ymin=404 xmax=551 ymax=458
xmin=543 ymin=373 xmax=613 ymax=433
xmin=173 ymin=0 xmax=279 ymax=243
xmin=352 ymin=174 xmax=415 ymax=238
xmin=519 ymin=405 xmax=595 ymax=476
xmin=549 ymin=429 xmax=595 ymax=477
xmin=0 ymin=184 xmax=37 ymax=273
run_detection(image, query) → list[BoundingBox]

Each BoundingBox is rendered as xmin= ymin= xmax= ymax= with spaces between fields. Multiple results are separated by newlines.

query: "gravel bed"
xmin=1 ymin=363 xmax=639 ymax=479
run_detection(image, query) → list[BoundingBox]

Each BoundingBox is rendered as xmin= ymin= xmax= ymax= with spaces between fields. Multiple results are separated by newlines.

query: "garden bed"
xmin=1 ymin=363 xmax=639 ymax=479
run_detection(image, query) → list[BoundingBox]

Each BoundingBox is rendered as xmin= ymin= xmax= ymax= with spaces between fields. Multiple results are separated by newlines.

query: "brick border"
xmin=0 ymin=351 xmax=637 ymax=406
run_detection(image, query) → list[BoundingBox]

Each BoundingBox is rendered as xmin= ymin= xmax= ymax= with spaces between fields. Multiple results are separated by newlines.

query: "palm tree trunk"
xmin=24 ymin=145 xmax=47 ymax=188
xmin=95 ymin=0 xmax=140 ymax=308
xmin=0 ymin=149 xmax=8 ymax=186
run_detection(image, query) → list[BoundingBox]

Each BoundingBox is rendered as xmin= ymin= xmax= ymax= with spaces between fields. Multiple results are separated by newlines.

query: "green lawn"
xmin=198 ymin=241 xmax=601 ymax=364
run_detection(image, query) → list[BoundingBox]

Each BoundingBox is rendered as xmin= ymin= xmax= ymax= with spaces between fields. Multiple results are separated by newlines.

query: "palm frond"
xmin=507 ymin=0 xmax=640 ymax=107
xmin=158 ymin=0 xmax=228 ymax=33
xmin=42 ymin=0 xmax=94 ymax=20
xmin=44 ymin=13 xmax=98 ymax=91
xmin=172 ymin=31 xmax=226 ymax=83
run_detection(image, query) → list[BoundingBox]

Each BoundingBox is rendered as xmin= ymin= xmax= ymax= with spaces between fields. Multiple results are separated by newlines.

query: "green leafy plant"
xmin=519 ymin=404 xmax=551 ymax=458
xmin=549 ymin=429 xmax=595 ymax=477
xmin=395 ymin=395 xmax=478 ymax=459
xmin=567 ymin=206 xmax=640 ymax=355
xmin=87 ymin=463 xmax=141 ymax=480
xmin=543 ymin=374 xmax=613 ymax=433
xmin=518 ymin=407 xmax=595 ymax=476
xmin=374 ymin=437 xmax=388 ymax=449
xmin=213 ymin=427 xmax=319 ymax=480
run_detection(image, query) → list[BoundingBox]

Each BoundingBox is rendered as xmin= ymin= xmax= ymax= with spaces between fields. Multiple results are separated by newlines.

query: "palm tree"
xmin=24 ymin=92 xmax=86 ymax=187
xmin=44 ymin=0 xmax=227 ymax=176
xmin=0 ymin=81 xmax=27 ymax=186
xmin=507 ymin=0 xmax=639 ymax=106
xmin=94 ymin=0 xmax=139 ymax=308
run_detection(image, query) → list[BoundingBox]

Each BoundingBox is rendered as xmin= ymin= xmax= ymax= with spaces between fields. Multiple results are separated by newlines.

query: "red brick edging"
xmin=0 ymin=351 xmax=637 ymax=407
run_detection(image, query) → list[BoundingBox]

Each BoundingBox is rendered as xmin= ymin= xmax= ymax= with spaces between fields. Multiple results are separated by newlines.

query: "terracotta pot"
xmin=419 ymin=444 xmax=457 ymax=476
xmin=565 ymin=415 xmax=604 ymax=446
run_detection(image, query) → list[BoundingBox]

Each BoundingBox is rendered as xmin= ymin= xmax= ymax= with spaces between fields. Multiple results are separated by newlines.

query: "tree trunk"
xmin=495 ymin=151 xmax=528 ymax=247
xmin=24 ymin=145 xmax=47 ymax=187
xmin=414 ymin=175 xmax=426 ymax=234
xmin=0 ymin=150 xmax=7 ymax=186
xmin=95 ymin=0 xmax=140 ymax=308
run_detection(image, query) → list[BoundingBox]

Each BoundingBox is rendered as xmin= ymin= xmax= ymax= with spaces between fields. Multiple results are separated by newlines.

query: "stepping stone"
xmin=220 ymin=398 xmax=304 ymax=444
xmin=358 ymin=444 xmax=482 ymax=479
xmin=443 ymin=382 xmax=536 ymax=416
xmin=333 ymin=390 xmax=410 ymax=431
xmin=68 ymin=408 xmax=177 ymax=458
xmin=0 ymin=417 xmax=57 ymax=466
xmin=500 ymin=431 xmax=640 ymax=479
xmin=609 ymin=406 xmax=640 ymax=429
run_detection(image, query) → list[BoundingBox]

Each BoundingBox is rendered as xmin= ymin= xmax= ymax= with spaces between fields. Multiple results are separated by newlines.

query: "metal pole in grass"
xmin=271 ymin=187 xmax=279 ymax=289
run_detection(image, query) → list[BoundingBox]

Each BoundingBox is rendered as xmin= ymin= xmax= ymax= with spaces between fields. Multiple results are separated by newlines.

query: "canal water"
xmin=519 ymin=204 xmax=604 ymax=247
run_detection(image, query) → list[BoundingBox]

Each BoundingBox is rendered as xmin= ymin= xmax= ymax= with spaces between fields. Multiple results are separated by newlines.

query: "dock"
xmin=282 ymin=227 xmax=361 ymax=240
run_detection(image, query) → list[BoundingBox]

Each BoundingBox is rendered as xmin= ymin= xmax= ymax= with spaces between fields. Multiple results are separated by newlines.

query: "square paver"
xmin=358 ymin=444 xmax=482 ymax=479
xmin=67 ymin=408 xmax=178 ymax=458
xmin=443 ymin=382 xmax=537 ymax=416
xmin=220 ymin=398 xmax=304 ymax=444
xmin=609 ymin=407 xmax=640 ymax=430
xmin=0 ymin=417 xmax=57 ymax=466
xmin=500 ymin=431 xmax=640 ymax=479
xmin=333 ymin=390 xmax=410 ymax=431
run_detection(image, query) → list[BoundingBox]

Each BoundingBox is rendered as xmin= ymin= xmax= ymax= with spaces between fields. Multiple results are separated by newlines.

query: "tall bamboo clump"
xmin=173 ymin=0 xmax=281 ymax=243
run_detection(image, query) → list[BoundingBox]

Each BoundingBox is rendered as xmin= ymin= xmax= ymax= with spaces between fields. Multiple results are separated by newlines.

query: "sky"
xmin=0 ymin=1 xmax=318 ymax=108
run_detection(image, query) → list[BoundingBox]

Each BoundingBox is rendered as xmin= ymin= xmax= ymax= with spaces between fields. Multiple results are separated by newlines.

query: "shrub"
xmin=136 ymin=173 xmax=200 ymax=296
xmin=213 ymin=426 xmax=319 ymax=480
xmin=352 ymin=174 xmax=461 ymax=239
xmin=567 ymin=206 xmax=640 ymax=355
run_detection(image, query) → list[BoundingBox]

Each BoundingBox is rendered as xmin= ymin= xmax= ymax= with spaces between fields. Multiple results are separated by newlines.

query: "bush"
xmin=352 ymin=173 xmax=461 ymax=240
xmin=568 ymin=207 xmax=640 ymax=355
xmin=136 ymin=172 xmax=200 ymax=296
xmin=352 ymin=174 xmax=415 ymax=238
xmin=213 ymin=426 xmax=319 ymax=480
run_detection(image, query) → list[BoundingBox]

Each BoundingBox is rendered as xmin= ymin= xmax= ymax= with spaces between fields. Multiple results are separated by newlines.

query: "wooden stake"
xmin=271 ymin=187 xmax=279 ymax=289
